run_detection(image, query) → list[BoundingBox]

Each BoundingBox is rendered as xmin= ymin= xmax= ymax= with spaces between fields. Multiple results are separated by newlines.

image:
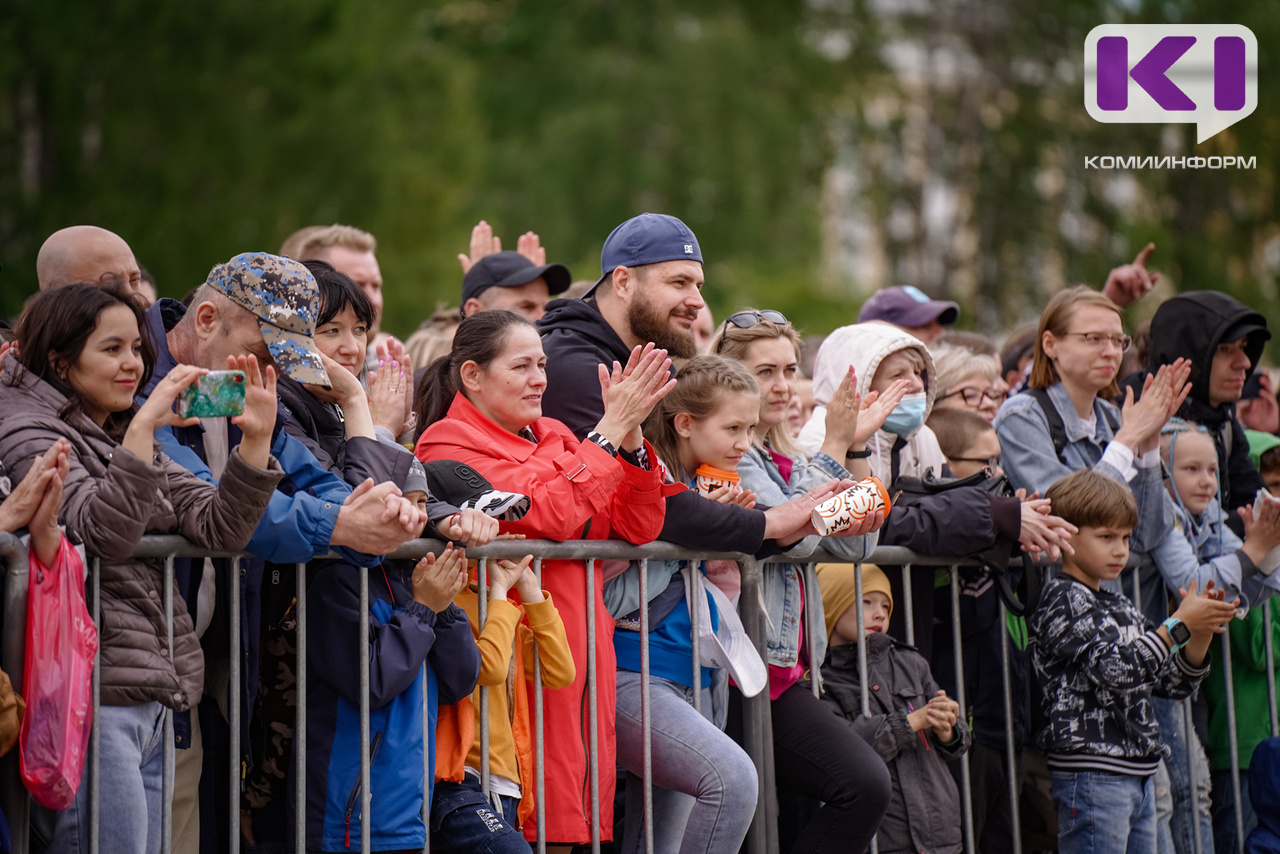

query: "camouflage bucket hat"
xmin=204 ymin=252 xmax=330 ymax=387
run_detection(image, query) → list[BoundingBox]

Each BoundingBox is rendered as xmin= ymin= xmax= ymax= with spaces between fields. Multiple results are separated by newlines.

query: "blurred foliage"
xmin=0 ymin=0 xmax=1276 ymax=345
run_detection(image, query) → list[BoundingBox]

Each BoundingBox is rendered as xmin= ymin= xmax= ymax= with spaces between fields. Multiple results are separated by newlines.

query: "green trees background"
xmin=1 ymin=0 xmax=1276 ymax=341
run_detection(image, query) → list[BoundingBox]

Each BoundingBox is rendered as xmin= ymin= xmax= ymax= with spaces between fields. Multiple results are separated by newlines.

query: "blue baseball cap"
xmin=587 ymin=213 xmax=703 ymax=296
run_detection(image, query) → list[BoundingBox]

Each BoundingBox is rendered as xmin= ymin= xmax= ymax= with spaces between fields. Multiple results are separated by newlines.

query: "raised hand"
xmin=229 ymin=355 xmax=279 ymax=469
xmin=458 ymin=220 xmax=501 ymax=274
xmin=1102 ymin=242 xmax=1161 ymax=308
xmin=122 ymin=364 xmax=208 ymax=462
xmin=595 ymin=344 xmax=676 ymax=450
xmin=413 ymin=543 xmax=469 ymax=612
xmin=1117 ymin=366 xmax=1175 ymax=453
xmin=367 ymin=359 xmax=411 ymax=435
xmin=1163 ymin=358 xmax=1192 ymax=419
xmin=515 ymin=231 xmax=546 ymax=266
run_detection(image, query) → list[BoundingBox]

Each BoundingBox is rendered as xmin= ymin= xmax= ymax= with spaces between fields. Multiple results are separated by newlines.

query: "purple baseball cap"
xmin=858 ymin=286 xmax=959 ymax=328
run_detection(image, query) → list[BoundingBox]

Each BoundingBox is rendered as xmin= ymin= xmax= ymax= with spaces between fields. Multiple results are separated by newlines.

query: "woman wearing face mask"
xmin=798 ymin=321 xmax=1075 ymax=655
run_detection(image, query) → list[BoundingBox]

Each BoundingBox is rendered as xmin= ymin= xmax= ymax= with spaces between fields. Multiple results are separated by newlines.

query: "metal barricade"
xmin=1 ymin=534 xmax=1274 ymax=854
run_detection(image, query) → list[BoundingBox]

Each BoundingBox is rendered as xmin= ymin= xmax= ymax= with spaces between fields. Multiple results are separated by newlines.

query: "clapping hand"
xmin=820 ymin=369 xmax=910 ymax=473
xmin=0 ymin=438 xmax=71 ymax=566
xmin=596 ymin=344 xmax=676 ymax=451
xmin=413 ymin=544 xmax=469 ymax=612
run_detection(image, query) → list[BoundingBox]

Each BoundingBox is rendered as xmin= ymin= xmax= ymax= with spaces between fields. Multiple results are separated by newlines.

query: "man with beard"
xmin=539 ymin=212 xmax=839 ymax=554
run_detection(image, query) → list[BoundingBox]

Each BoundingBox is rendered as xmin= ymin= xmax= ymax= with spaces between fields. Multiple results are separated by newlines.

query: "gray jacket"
xmin=0 ymin=360 xmax=282 ymax=711
xmin=821 ymin=631 xmax=971 ymax=854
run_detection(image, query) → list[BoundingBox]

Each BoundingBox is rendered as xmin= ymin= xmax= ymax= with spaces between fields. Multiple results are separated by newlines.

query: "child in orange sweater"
xmin=433 ymin=556 xmax=575 ymax=852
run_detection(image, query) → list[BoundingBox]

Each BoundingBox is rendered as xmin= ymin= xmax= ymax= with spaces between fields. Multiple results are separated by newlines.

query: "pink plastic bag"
xmin=19 ymin=537 xmax=97 ymax=809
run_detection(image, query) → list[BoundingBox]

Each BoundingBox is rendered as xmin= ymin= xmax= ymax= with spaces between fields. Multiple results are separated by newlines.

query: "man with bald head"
xmin=36 ymin=225 xmax=143 ymax=292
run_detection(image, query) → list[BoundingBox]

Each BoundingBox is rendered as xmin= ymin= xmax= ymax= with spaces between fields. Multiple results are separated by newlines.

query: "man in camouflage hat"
xmin=199 ymin=251 xmax=331 ymax=387
xmin=140 ymin=251 xmax=427 ymax=851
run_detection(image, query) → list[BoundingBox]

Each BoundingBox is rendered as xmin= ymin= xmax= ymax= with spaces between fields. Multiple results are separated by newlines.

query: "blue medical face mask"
xmin=882 ymin=392 xmax=928 ymax=436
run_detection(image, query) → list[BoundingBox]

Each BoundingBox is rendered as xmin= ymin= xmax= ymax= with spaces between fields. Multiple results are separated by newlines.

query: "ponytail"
xmin=412 ymin=309 xmax=535 ymax=440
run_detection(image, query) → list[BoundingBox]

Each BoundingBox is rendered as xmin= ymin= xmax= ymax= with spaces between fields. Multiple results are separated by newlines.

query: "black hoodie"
xmin=1119 ymin=290 xmax=1269 ymax=532
xmin=538 ymin=297 xmax=768 ymax=553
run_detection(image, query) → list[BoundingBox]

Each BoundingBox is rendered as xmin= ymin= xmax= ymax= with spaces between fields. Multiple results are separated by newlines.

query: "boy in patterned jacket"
xmin=1029 ymin=470 xmax=1237 ymax=854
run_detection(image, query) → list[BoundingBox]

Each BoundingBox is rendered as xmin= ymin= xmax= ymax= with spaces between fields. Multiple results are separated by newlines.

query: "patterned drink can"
xmin=811 ymin=477 xmax=891 ymax=535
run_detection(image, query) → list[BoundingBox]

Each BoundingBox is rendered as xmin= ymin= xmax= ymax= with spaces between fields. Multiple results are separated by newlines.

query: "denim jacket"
xmin=994 ymin=381 xmax=1171 ymax=554
xmin=737 ymin=445 xmax=877 ymax=680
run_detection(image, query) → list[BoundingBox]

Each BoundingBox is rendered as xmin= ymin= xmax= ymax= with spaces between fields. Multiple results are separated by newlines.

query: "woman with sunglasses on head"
xmin=712 ymin=308 xmax=894 ymax=854
xmin=994 ymin=286 xmax=1190 ymax=555
xmin=931 ymin=343 xmax=1007 ymax=423
xmin=0 ymin=283 xmax=286 ymax=854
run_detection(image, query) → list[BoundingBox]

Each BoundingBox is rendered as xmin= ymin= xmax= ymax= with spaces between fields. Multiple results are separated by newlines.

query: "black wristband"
xmin=845 ymin=447 xmax=873 ymax=460
xmin=586 ymin=431 xmax=619 ymax=457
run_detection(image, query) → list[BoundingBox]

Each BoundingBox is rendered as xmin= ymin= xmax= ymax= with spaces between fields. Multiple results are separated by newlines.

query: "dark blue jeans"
xmin=430 ymin=777 xmax=530 ymax=854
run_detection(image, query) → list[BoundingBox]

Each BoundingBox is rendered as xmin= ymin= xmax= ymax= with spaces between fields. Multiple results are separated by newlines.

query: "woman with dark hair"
xmin=0 ymin=283 xmax=284 ymax=854
xmin=414 ymin=310 xmax=673 ymax=847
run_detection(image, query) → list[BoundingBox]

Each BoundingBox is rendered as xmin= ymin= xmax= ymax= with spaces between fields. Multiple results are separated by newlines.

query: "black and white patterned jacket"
xmin=1029 ymin=575 xmax=1208 ymax=776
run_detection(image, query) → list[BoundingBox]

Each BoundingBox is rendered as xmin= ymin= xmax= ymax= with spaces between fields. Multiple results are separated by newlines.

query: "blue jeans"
xmin=1051 ymin=770 xmax=1157 ymax=854
xmin=48 ymin=702 xmax=168 ymax=854
xmin=430 ymin=777 xmax=530 ymax=854
xmin=615 ymin=670 xmax=757 ymax=854
xmin=1153 ymin=697 xmax=1215 ymax=854
xmin=1210 ymin=768 xmax=1256 ymax=854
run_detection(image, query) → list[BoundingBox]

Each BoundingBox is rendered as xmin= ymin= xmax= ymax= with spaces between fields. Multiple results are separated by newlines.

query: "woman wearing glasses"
xmin=931 ymin=343 xmax=1007 ymax=423
xmin=711 ymin=308 xmax=893 ymax=854
xmin=994 ymin=285 xmax=1188 ymax=555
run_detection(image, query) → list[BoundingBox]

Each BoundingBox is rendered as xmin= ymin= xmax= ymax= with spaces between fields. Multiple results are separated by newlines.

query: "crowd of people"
xmin=0 ymin=212 xmax=1279 ymax=854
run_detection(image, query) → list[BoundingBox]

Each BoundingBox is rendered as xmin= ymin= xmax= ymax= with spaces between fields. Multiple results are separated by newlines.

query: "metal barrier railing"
xmin=1 ymin=533 xmax=1277 ymax=854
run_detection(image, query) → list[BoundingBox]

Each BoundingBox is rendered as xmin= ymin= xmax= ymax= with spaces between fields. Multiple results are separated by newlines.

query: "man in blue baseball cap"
xmin=538 ymin=210 xmax=841 ymax=548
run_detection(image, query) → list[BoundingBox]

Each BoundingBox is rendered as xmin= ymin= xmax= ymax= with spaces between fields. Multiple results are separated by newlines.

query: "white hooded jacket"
xmin=797 ymin=321 xmax=948 ymax=483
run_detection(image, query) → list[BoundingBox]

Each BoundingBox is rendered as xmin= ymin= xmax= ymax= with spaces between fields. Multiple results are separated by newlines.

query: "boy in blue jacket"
xmin=294 ymin=466 xmax=481 ymax=852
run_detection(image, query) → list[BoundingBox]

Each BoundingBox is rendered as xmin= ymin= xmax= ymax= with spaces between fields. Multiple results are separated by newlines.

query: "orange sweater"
xmin=435 ymin=587 xmax=575 ymax=828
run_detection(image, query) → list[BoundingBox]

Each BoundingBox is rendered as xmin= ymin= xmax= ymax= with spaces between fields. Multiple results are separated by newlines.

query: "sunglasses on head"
xmin=715 ymin=310 xmax=789 ymax=353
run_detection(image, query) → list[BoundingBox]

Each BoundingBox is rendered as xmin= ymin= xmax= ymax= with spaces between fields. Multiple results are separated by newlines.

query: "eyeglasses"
xmin=715 ymin=310 xmax=789 ymax=353
xmin=938 ymin=387 xmax=1008 ymax=407
xmin=950 ymin=455 xmax=1001 ymax=469
xmin=1060 ymin=332 xmax=1132 ymax=352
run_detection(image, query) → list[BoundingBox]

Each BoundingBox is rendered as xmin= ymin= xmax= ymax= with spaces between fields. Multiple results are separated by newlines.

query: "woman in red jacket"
xmin=415 ymin=310 xmax=674 ymax=847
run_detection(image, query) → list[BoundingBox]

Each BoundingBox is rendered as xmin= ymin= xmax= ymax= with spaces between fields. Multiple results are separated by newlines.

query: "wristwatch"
xmin=1161 ymin=617 xmax=1191 ymax=652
